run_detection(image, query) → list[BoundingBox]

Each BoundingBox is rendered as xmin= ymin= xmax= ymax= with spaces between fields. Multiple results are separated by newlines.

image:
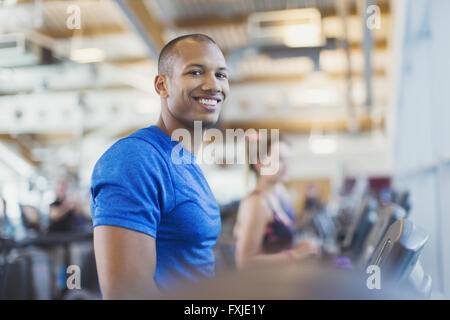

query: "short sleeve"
xmin=90 ymin=138 xmax=174 ymax=238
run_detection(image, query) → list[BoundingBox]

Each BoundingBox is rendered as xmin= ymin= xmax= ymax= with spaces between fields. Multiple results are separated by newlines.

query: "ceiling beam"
xmin=30 ymin=132 xmax=74 ymax=144
xmin=174 ymin=15 xmax=248 ymax=29
xmin=38 ymin=24 xmax=127 ymax=39
xmin=173 ymin=9 xmax=345 ymax=29
xmin=172 ymin=1 xmax=389 ymax=29
xmin=221 ymin=116 xmax=383 ymax=133
xmin=0 ymin=134 xmax=40 ymax=166
xmin=114 ymin=0 xmax=165 ymax=60
xmin=229 ymin=70 xmax=386 ymax=85
xmin=116 ymin=116 xmax=384 ymax=138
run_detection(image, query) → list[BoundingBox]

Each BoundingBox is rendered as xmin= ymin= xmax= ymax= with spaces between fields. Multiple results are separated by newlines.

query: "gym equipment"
xmin=342 ymin=196 xmax=372 ymax=248
xmin=1 ymin=248 xmax=52 ymax=300
xmin=359 ymin=204 xmax=407 ymax=266
xmin=367 ymin=219 xmax=432 ymax=298
xmin=396 ymin=191 xmax=411 ymax=216
xmin=0 ymin=231 xmax=99 ymax=300
xmin=311 ymin=210 xmax=339 ymax=255
xmin=342 ymin=197 xmax=379 ymax=259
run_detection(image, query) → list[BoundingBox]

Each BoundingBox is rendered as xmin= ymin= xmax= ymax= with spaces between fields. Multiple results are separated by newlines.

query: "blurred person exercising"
xmin=0 ymin=197 xmax=9 ymax=237
xmin=90 ymin=34 xmax=229 ymax=299
xmin=233 ymin=135 xmax=320 ymax=269
xmin=48 ymin=180 xmax=90 ymax=233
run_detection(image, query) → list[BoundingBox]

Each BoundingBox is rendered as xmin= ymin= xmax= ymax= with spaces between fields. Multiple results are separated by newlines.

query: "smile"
xmin=193 ymin=96 xmax=222 ymax=111
xmin=198 ymin=98 xmax=218 ymax=106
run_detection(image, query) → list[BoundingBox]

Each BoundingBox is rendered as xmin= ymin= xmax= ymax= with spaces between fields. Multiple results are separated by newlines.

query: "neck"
xmin=255 ymin=178 xmax=276 ymax=193
xmin=155 ymin=109 xmax=204 ymax=155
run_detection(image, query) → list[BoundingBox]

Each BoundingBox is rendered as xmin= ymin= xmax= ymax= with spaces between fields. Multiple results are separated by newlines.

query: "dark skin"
xmin=93 ymin=39 xmax=229 ymax=299
xmin=155 ymin=39 xmax=229 ymax=154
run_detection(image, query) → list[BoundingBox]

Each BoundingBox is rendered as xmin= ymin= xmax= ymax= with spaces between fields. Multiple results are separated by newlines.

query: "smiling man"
xmin=90 ymin=34 xmax=229 ymax=299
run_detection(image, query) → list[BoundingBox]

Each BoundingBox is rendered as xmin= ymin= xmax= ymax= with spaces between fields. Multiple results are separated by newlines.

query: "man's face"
xmin=163 ymin=39 xmax=229 ymax=128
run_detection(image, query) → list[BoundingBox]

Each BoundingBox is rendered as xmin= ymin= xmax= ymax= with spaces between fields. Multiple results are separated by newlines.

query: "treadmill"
xmin=358 ymin=204 xmax=407 ymax=267
xmin=341 ymin=196 xmax=379 ymax=260
xmin=366 ymin=219 xmax=432 ymax=298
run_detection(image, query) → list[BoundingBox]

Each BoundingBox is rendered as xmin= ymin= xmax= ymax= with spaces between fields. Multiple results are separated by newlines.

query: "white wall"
xmin=393 ymin=0 xmax=450 ymax=297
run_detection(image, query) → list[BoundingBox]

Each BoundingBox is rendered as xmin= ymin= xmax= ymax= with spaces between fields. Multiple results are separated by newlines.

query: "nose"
xmin=201 ymin=72 xmax=221 ymax=94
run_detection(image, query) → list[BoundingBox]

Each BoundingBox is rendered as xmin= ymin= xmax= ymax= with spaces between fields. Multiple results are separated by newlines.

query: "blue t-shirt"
xmin=90 ymin=125 xmax=221 ymax=291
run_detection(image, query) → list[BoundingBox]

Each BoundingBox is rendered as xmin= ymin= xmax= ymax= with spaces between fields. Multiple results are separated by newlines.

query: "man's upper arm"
xmin=94 ymin=225 xmax=159 ymax=299
xmin=90 ymin=138 xmax=174 ymax=299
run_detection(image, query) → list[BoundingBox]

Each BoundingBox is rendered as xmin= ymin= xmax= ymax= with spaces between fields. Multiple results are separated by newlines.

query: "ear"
xmin=154 ymin=75 xmax=169 ymax=98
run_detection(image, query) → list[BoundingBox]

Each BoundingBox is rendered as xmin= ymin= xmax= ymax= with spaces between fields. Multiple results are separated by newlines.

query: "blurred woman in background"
xmin=233 ymin=133 xmax=320 ymax=269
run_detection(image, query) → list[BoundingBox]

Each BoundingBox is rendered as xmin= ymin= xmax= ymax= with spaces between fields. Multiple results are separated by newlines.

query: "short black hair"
xmin=158 ymin=34 xmax=218 ymax=77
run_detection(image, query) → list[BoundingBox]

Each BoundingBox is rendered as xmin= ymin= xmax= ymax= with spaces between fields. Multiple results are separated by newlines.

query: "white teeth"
xmin=198 ymin=98 xmax=218 ymax=106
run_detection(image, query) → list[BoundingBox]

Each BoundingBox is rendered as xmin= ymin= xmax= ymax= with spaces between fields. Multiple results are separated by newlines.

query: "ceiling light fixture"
xmin=309 ymin=131 xmax=337 ymax=154
xmin=70 ymin=48 xmax=105 ymax=63
xmin=283 ymin=23 xmax=323 ymax=48
xmin=248 ymin=8 xmax=325 ymax=48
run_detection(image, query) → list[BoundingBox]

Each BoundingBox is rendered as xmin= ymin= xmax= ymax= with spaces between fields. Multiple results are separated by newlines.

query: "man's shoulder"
xmin=120 ymin=126 xmax=164 ymax=150
xmin=96 ymin=127 xmax=171 ymax=170
xmin=109 ymin=136 xmax=159 ymax=160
